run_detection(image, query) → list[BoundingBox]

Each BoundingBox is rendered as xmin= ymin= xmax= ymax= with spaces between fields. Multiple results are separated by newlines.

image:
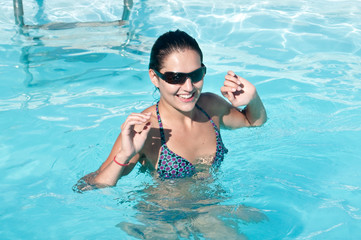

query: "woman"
xmin=75 ymin=30 xmax=267 ymax=191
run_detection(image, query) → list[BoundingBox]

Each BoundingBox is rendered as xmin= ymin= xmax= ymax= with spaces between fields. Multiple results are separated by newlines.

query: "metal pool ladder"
xmin=13 ymin=0 xmax=133 ymax=30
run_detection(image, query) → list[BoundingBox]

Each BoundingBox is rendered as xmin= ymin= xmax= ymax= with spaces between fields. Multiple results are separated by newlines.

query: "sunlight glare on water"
xmin=0 ymin=0 xmax=361 ymax=239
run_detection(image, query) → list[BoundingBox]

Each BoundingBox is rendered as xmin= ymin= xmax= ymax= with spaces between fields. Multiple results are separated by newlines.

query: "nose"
xmin=182 ymin=77 xmax=193 ymax=91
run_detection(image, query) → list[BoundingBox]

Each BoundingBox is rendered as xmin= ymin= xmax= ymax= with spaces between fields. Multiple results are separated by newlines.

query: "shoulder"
xmin=197 ymin=92 xmax=231 ymax=117
xmin=141 ymin=104 xmax=156 ymax=114
xmin=198 ymin=92 xmax=248 ymax=129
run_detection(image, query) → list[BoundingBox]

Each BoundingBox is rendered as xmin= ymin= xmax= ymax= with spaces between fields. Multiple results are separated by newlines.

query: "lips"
xmin=177 ymin=92 xmax=195 ymax=102
xmin=178 ymin=93 xmax=193 ymax=99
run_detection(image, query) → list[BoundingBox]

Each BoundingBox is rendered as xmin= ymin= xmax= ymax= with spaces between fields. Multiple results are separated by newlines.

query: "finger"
xmin=124 ymin=113 xmax=151 ymax=124
xmin=235 ymin=75 xmax=248 ymax=82
xmin=225 ymin=74 xmax=240 ymax=84
xmin=221 ymin=85 xmax=241 ymax=94
xmin=225 ymin=77 xmax=242 ymax=89
xmin=226 ymin=70 xmax=246 ymax=84
xmin=234 ymin=75 xmax=252 ymax=88
xmin=221 ymin=87 xmax=235 ymax=101
xmin=139 ymin=122 xmax=152 ymax=136
xmin=121 ymin=118 xmax=149 ymax=132
xmin=128 ymin=112 xmax=152 ymax=121
xmin=227 ymin=70 xmax=236 ymax=77
xmin=123 ymin=116 xmax=150 ymax=127
xmin=227 ymin=91 xmax=235 ymax=102
xmin=223 ymin=80 xmax=242 ymax=91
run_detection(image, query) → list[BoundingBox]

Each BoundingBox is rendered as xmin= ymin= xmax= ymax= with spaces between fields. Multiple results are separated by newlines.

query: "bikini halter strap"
xmin=195 ymin=104 xmax=218 ymax=131
xmin=155 ymin=101 xmax=219 ymax=145
xmin=156 ymin=101 xmax=166 ymax=145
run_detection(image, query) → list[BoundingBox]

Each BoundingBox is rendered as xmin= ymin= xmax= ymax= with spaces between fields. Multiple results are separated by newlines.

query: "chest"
xmin=143 ymin=120 xmax=219 ymax=168
xmin=167 ymin=123 xmax=217 ymax=160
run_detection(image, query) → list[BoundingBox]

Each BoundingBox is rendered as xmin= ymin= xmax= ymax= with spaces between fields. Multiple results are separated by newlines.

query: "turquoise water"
xmin=1 ymin=0 xmax=361 ymax=239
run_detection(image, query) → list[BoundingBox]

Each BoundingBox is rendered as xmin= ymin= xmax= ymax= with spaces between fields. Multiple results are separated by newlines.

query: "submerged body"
xmin=118 ymin=176 xmax=267 ymax=239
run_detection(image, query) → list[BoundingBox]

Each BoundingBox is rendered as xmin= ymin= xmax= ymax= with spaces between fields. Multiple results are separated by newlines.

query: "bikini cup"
xmin=155 ymin=102 xmax=228 ymax=179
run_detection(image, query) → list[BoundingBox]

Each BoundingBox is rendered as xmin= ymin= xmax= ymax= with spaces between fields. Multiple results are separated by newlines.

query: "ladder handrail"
xmin=13 ymin=0 xmax=25 ymax=27
xmin=13 ymin=0 xmax=133 ymax=29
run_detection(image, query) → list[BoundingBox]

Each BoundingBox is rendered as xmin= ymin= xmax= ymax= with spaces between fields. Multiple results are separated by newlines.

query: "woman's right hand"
xmin=80 ymin=112 xmax=152 ymax=190
xmin=117 ymin=112 xmax=152 ymax=162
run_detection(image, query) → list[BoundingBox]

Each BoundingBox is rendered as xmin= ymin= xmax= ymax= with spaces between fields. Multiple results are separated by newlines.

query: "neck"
xmin=158 ymin=98 xmax=198 ymax=126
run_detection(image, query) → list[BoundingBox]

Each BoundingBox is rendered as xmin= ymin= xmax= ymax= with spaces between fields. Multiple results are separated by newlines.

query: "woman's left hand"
xmin=221 ymin=71 xmax=257 ymax=107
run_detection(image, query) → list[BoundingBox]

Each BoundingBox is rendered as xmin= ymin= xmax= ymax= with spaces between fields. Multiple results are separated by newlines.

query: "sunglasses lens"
xmin=164 ymin=73 xmax=187 ymax=84
xmin=157 ymin=65 xmax=206 ymax=84
xmin=189 ymin=68 xmax=205 ymax=83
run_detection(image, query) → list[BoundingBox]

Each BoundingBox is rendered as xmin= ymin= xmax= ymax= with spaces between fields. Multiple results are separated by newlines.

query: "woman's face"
xmin=150 ymin=49 xmax=204 ymax=113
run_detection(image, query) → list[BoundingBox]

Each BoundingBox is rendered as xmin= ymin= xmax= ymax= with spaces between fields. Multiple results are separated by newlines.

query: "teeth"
xmin=178 ymin=94 xmax=192 ymax=99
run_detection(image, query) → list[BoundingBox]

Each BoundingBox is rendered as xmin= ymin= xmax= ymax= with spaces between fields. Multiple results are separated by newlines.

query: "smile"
xmin=177 ymin=92 xmax=195 ymax=102
xmin=178 ymin=93 xmax=193 ymax=99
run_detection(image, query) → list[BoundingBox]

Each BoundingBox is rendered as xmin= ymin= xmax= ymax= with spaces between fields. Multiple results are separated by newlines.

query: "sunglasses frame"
xmin=153 ymin=64 xmax=206 ymax=84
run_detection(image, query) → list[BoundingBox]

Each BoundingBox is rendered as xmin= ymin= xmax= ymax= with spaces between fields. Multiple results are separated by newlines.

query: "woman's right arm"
xmin=73 ymin=112 xmax=152 ymax=192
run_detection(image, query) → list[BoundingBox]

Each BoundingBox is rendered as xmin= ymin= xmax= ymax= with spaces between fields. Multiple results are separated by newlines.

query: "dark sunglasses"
xmin=153 ymin=64 xmax=206 ymax=84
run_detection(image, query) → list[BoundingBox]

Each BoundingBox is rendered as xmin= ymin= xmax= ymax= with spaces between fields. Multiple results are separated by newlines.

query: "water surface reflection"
xmin=117 ymin=172 xmax=267 ymax=239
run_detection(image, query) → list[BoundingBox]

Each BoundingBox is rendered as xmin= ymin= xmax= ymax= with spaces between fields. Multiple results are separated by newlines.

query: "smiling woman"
xmin=73 ymin=29 xmax=267 ymax=191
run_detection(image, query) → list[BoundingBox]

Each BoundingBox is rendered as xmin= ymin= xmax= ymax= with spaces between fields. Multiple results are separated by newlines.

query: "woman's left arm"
xmin=220 ymin=70 xmax=267 ymax=128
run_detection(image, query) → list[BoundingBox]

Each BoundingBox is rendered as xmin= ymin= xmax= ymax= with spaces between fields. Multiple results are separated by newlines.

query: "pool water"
xmin=1 ymin=0 xmax=361 ymax=239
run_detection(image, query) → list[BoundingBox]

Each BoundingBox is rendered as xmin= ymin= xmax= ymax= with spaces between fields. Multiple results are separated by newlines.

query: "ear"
xmin=149 ymin=69 xmax=160 ymax=88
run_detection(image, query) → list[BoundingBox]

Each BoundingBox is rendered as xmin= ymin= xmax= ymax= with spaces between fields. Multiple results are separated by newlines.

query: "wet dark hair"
xmin=149 ymin=30 xmax=203 ymax=71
